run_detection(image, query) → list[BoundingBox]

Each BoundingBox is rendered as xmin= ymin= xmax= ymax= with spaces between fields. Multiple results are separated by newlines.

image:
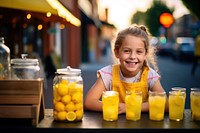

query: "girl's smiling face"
xmin=114 ymin=35 xmax=147 ymax=77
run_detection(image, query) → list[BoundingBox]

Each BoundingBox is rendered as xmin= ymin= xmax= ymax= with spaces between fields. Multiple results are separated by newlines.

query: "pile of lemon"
xmin=53 ymin=80 xmax=83 ymax=122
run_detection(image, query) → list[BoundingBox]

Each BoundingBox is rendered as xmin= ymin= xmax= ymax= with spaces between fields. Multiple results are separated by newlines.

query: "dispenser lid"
xmin=11 ymin=54 xmax=39 ymax=66
xmin=56 ymin=66 xmax=81 ymax=75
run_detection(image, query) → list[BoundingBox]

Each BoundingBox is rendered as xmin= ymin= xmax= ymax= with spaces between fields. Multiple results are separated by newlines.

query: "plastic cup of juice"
xmin=102 ymin=91 xmax=119 ymax=121
xmin=169 ymin=90 xmax=185 ymax=121
xmin=148 ymin=91 xmax=166 ymax=121
xmin=125 ymin=91 xmax=142 ymax=121
xmin=190 ymin=88 xmax=200 ymax=121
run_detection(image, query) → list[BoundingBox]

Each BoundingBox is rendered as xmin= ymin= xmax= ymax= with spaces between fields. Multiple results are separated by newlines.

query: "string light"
xmin=26 ymin=14 xmax=31 ymax=19
xmin=46 ymin=12 xmax=52 ymax=17
xmin=46 ymin=0 xmax=81 ymax=27
xmin=37 ymin=24 xmax=43 ymax=30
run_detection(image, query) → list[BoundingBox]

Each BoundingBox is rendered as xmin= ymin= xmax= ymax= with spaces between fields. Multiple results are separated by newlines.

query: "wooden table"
xmin=1 ymin=109 xmax=200 ymax=133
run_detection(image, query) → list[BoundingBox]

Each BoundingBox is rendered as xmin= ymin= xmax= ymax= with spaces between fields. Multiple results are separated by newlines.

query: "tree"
xmin=131 ymin=11 xmax=146 ymax=25
xmin=181 ymin=0 xmax=200 ymax=19
xmin=145 ymin=1 xmax=174 ymax=36
xmin=131 ymin=1 xmax=174 ymax=36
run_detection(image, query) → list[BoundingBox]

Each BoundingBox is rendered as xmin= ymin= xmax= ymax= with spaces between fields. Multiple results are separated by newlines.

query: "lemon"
xmin=57 ymin=111 xmax=67 ymax=121
xmin=61 ymin=95 xmax=71 ymax=104
xmin=175 ymin=96 xmax=184 ymax=106
xmin=126 ymin=112 xmax=135 ymax=119
xmin=66 ymin=111 xmax=76 ymax=121
xmin=65 ymin=102 xmax=76 ymax=112
xmin=53 ymin=89 xmax=61 ymax=102
xmin=75 ymin=110 xmax=83 ymax=120
xmin=53 ymin=111 xmax=58 ymax=120
xmin=55 ymin=102 xmax=65 ymax=112
xmin=194 ymin=99 xmax=200 ymax=106
xmin=75 ymin=103 xmax=83 ymax=110
xmin=68 ymin=82 xmax=77 ymax=93
xmin=61 ymin=80 xmax=68 ymax=85
xmin=76 ymin=84 xmax=83 ymax=92
xmin=156 ymin=113 xmax=163 ymax=120
xmin=125 ymin=95 xmax=135 ymax=106
xmin=68 ymin=82 xmax=76 ymax=89
xmin=109 ymin=114 xmax=117 ymax=120
xmin=53 ymin=99 xmax=58 ymax=106
xmin=57 ymin=83 xmax=68 ymax=96
xmin=72 ymin=92 xmax=82 ymax=103
xmin=176 ymin=90 xmax=181 ymax=96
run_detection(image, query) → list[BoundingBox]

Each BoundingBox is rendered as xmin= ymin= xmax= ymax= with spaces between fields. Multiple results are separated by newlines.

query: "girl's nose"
xmin=129 ymin=52 xmax=136 ymax=59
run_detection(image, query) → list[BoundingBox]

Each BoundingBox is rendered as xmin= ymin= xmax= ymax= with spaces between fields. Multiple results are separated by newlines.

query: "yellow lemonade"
xmin=149 ymin=91 xmax=166 ymax=121
xmin=169 ymin=91 xmax=185 ymax=121
xmin=102 ymin=91 xmax=119 ymax=121
xmin=190 ymin=88 xmax=200 ymax=120
xmin=125 ymin=91 xmax=142 ymax=121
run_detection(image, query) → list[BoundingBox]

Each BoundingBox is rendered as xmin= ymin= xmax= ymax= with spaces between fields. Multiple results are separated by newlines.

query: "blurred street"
xmin=44 ymin=55 xmax=200 ymax=109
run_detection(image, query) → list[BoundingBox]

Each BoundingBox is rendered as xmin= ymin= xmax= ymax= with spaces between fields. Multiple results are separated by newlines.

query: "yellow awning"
xmin=0 ymin=0 xmax=81 ymax=27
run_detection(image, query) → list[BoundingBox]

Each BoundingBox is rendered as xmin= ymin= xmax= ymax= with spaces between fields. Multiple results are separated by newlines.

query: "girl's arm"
xmin=84 ymin=76 xmax=106 ymax=112
xmin=141 ymin=102 xmax=149 ymax=112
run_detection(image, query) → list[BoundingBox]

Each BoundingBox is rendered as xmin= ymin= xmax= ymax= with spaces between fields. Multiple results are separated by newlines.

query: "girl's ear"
xmin=114 ymin=49 xmax=119 ymax=58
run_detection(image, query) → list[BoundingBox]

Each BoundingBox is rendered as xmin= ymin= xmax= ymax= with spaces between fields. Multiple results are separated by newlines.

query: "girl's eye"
xmin=137 ymin=50 xmax=144 ymax=54
xmin=123 ymin=49 xmax=130 ymax=53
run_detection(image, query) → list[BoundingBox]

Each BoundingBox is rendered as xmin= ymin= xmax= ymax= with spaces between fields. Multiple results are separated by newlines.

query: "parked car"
xmin=172 ymin=37 xmax=195 ymax=61
xmin=152 ymin=36 xmax=174 ymax=57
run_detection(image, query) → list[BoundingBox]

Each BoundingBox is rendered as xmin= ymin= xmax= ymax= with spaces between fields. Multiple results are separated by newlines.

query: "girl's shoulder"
xmin=147 ymin=67 xmax=160 ymax=80
xmin=98 ymin=65 xmax=112 ymax=76
xmin=147 ymin=67 xmax=161 ymax=90
xmin=97 ymin=65 xmax=113 ymax=91
xmin=100 ymin=64 xmax=112 ymax=70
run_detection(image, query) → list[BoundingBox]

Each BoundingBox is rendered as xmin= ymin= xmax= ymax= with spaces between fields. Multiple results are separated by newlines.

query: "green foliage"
xmin=131 ymin=11 xmax=146 ymax=25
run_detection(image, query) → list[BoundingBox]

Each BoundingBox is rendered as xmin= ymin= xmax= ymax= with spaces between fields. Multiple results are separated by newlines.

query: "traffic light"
xmin=160 ymin=36 xmax=167 ymax=45
xmin=159 ymin=12 xmax=174 ymax=28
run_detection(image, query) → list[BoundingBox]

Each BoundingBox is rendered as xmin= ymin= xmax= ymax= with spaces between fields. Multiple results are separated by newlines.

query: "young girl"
xmin=84 ymin=24 xmax=168 ymax=114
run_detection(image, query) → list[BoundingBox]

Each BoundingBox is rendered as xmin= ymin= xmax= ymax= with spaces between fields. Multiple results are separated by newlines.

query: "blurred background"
xmin=0 ymin=0 xmax=200 ymax=109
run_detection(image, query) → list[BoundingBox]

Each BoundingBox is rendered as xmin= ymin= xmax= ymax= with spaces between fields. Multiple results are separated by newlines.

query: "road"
xmin=44 ymin=56 xmax=200 ymax=109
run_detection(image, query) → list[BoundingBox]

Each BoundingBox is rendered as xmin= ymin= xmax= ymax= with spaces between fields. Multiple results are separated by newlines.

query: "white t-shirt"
xmin=98 ymin=65 xmax=160 ymax=91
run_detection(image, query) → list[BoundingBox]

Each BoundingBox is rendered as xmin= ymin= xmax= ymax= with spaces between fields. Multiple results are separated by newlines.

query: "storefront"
xmin=0 ymin=0 xmax=81 ymax=69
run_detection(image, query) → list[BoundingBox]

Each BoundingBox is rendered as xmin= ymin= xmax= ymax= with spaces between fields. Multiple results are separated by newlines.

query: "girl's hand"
xmin=118 ymin=102 xmax=126 ymax=114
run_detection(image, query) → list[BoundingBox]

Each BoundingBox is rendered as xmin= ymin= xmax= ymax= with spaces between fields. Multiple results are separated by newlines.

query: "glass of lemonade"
xmin=169 ymin=90 xmax=185 ymax=121
xmin=149 ymin=91 xmax=166 ymax=121
xmin=190 ymin=88 xmax=200 ymax=121
xmin=125 ymin=91 xmax=142 ymax=121
xmin=102 ymin=91 xmax=119 ymax=121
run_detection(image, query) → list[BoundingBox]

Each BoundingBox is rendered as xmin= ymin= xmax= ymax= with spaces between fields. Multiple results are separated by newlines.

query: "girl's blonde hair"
xmin=114 ymin=24 xmax=158 ymax=72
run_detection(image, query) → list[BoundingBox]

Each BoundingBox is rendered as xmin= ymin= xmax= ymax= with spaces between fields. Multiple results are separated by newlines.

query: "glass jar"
xmin=53 ymin=66 xmax=83 ymax=122
xmin=0 ymin=37 xmax=10 ymax=79
xmin=10 ymin=54 xmax=40 ymax=79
